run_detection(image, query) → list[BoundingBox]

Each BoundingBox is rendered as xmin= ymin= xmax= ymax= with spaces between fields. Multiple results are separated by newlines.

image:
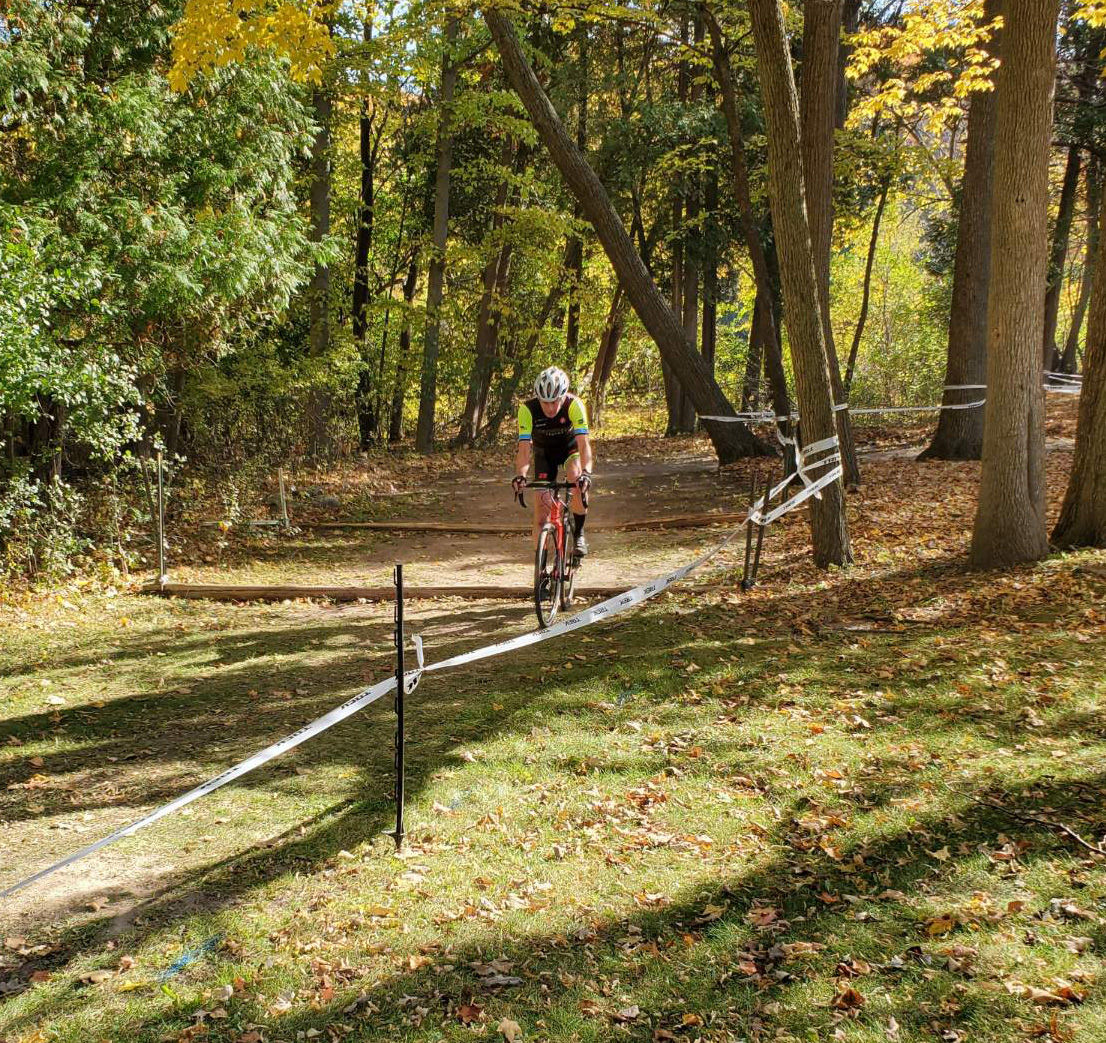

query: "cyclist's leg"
xmin=565 ymin=451 xmax=589 ymax=554
xmin=531 ymin=446 xmax=557 ymax=546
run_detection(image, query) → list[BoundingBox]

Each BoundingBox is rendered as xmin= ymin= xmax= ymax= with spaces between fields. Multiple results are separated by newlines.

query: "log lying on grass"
xmin=304 ymin=512 xmax=749 ymax=535
xmin=145 ymin=583 xmax=630 ymax=603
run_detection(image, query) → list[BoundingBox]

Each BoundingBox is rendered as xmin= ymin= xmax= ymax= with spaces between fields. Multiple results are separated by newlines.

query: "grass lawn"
xmin=2 ymin=433 xmax=1106 ymax=1043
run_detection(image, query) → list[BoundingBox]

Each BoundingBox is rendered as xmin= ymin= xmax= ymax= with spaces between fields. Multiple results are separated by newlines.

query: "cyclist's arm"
xmin=516 ymin=402 xmax=533 ymax=478
xmin=575 ymin=434 xmax=593 ymax=474
xmin=570 ymin=398 xmax=594 ymax=473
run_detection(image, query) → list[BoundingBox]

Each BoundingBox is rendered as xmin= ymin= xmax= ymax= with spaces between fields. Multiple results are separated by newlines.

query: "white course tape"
xmin=2 ymin=458 xmax=840 ymax=901
xmin=1 ymin=650 xmax=426 ymax=900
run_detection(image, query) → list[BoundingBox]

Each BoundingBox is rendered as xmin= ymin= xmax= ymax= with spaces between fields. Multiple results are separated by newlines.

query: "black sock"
xmin=573 ymin=513 xmax=586 ymax=536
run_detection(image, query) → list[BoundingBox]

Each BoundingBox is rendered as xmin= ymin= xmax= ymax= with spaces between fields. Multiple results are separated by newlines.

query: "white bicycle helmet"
xmin=534 ymin=366 xmax=569 ymax=403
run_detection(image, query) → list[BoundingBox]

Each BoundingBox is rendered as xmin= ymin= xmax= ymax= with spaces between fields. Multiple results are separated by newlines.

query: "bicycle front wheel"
xmin=534 ymin=525 xmax=562 ymax=629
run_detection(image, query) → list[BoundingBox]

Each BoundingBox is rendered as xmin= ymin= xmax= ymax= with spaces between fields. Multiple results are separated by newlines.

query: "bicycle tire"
xmin=561 ymin=524 xmax=577 ymax=609
xmin=534 ymin=524 xmax=562 ymax=628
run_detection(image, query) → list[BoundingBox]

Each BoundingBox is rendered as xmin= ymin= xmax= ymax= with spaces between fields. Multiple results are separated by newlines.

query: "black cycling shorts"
xmin=532 ymin=442 xmax=579 ymax=482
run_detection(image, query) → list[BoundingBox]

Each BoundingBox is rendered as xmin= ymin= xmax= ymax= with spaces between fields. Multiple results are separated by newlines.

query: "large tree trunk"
xmin=970 ymin=0 xmax=1060 ymax=568
xmin=1053 ymin=177 xmax=1106 ymax=547
xmin=415 ymin=18 xmax=459 ymax=455
xmin=920 ymin=0 xmax=1003 ymax=461
xmin=801 ymin=0 xmax=860 ymax=487
xmin=844 ymin=175 xmax=890 ymax=395
xmin=1061 ymin=159 xmax=1102 ymax=373
xmin=747 ymin=0 xmax=853 ymax=567
xmin=389 ymin=256 xmax=419 ymax=443
xmin=485 ymin=8 xmax=769 ymax=463
xmin=704 ymin=5 xmax=791 ymax=425
xmin=1043 ymin=144 xmax=1083 ymax=369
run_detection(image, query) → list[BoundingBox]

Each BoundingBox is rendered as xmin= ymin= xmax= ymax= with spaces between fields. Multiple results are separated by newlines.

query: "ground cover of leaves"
xmin=2 ymin=415 xmax=1105 ymax=1043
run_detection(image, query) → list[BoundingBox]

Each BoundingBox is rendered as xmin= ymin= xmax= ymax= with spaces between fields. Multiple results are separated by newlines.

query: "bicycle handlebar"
xmin=514 ymin=478 xmax=590 ymax=510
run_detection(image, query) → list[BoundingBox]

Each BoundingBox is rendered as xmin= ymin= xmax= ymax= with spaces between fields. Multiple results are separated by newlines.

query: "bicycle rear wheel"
xmin=535 ymin=525 xmax=562 ymax=628
xmin=560 ymin=525 xmax=577 ymax=609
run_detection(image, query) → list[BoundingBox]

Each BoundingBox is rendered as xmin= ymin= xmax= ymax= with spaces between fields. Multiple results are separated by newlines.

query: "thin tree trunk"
xmin=747 ymin=0 xmax=853 ymax=566
xmin=844 ymin=175 xmax=890 ymax=396
xmin=389 ymin=256 xmax=419 ymax=443
xmin=837 ymin=0 xmax=862 ymax=130
xmin=592 ymin=285 xmax=627 ymax=427
xmin=1053 ymin=170 xmax=1106 ymax=547
xmin=482 ymin=265 xmax=571 ymax=443
xmin=704 ymin=5 xmax=791 ymax=424
xmin=307 ymin=86 xmax=333 ymax=456
xmin=353 ymin=15 xmax=376 ymax=448
xmin=565 ymin=24 xmax=589 ymax=372
xmin=485 ymin=8 xmax=769 ymax=462
xmin=970 ymin=0 xmax=1060 ymax=568
xmin=1043 ymin=144 xmax=1082 ymax=369
xmin=743 ymin=289 xmax=768 ymax=410
xmin=702 ymin=166 xmax=719 ymax=375
xmin=663 ymin=190 xmax=684 ymax=435
xmin=921 ymin=0 xmax=1003 ymax=461
xmin=456 ymin=138 xmax=516 ymax=446
xmin=415 ymin=18 xmax=458 ymax=455
xmin=1061 ymin=159 xmax=1102 ymax=372
xmin=801 ymin=0 xmax=860 ymax=487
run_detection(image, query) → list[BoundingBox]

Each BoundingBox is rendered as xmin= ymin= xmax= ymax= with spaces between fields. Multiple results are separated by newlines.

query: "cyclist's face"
xmin=540 ymin=396 xmax=564 ymax=417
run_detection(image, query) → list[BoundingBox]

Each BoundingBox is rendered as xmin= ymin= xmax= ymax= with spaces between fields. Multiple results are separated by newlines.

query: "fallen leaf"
xmin=457 ymin=1003 xmax=484 ymax=1024
xmin=832 ymin=986 xmax=867 ymax=1010
xmin=498 ymin=1016 xmax=522 ymax=1041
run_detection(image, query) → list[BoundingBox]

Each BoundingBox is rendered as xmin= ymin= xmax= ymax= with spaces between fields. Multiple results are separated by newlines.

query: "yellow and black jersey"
xmin=517 ymin=394 xmax=589 ymax=451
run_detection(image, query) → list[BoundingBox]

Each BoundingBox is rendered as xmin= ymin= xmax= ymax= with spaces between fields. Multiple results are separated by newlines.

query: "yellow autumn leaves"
xmin=168 ymin=0 xmax=338 ymax=92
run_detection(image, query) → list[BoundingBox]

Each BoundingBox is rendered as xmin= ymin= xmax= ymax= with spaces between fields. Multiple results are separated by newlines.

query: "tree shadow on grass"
xmin=8 ymin=762 xmax=1106 ymax=1042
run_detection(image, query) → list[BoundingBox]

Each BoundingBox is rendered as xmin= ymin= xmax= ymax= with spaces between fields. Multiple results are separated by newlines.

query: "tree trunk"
xmin=307 ymin=86 xmax=333 ymax=457
xmin=415 ymin=18 xmax=458 ymax=455
xmin=1061 ymin=159 xmax=1102 ymax=373
xmin=702 ymin=166 xmax=719 ymax=374
xmin=1043 ymin=144 xmax=1082 ymax=370
xmin=592 ymin=286 xmax=628 ymax=427
xmin=456 ymin=138 xmax=515 ymax=446
xmin=837 ymin=0 xmax=861 ymax=130
xmin=1053 ymin=175 xmax=1106 ymax=547
xmin=920 ymin=0 xmax=1003 ymax=461
xmin=353 ymin=16 xmax=377 ymax=449
xmin=309 ymin=88 xmax=332 ymax=360
xmin=801 ymin=0 xmax=860 ymax=487
xmin=389 ymin=256 xmax=419 ymax=443
xmin=844 ymin=175 xmax=890 ymax=396
xmin=970 ymin=0 xmax=1060 ymax=568
xmin=565 ymin=24 xmax=589 ymax=373
xmin=743 ymin=289 xmax=768 ymax=410
xmin=663 ymin=191 xmax=685 ymax=435
xmin=704 ymin=5 xmax=791 ymax=424
xmin=481 ymin=271 xmax=569 ymax=444
xmin=485 ymin=8 xmax=769 ymax=463
xmin=747 ymin=0 xmax=853 ymax=566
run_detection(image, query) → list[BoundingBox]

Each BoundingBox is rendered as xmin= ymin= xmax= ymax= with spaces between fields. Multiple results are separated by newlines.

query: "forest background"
xmin=2 ymin=0 xmax=1104 ymax=583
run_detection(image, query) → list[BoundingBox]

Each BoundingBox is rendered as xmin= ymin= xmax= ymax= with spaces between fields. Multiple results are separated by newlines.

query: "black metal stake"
xmin=156 ymin=451 xmax=166 ymax=590
xmin=749 ymin=472 xmax=768 ymax=589
xmin=393 ymin=562 xmax=406 ymax=849
xmin=741 ymin=468 xmax=756 ymax=590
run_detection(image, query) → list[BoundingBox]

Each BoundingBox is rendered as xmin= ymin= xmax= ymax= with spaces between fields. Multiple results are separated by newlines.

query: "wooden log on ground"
xmin=145 ymin=583 xmax=630 ymax=603
xmin=305 ymin=512 xmax=747 ymax=535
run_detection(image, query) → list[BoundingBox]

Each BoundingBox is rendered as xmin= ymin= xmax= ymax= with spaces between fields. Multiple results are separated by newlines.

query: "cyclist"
xmin=513 ymin=366 xmax=594 ymax=556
